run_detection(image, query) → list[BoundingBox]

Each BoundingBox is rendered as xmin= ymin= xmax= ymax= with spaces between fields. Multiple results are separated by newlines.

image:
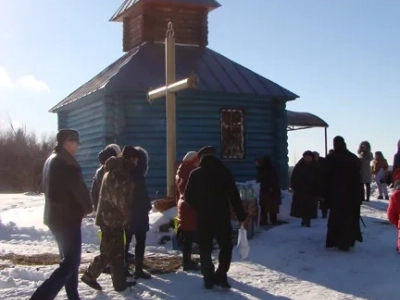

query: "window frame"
xmin=219 ymin=108 xmax=246 ymax=160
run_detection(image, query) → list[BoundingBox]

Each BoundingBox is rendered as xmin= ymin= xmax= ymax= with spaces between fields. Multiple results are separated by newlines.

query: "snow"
xmin=0 ymin=182 xmax=398 ymax=299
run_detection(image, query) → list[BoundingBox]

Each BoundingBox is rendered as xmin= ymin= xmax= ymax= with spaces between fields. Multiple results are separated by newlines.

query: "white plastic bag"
xmin=237 ymin=226 xmax=250 ymax=260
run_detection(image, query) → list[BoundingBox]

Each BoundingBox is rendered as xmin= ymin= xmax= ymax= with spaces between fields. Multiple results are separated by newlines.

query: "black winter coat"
xmin=290 ymin=159 xmax=319 ymax=219
xmin=42 ymin=149 xmax=93 ymax=228
xmin=184 ymin=155 xmax=246 ymax=232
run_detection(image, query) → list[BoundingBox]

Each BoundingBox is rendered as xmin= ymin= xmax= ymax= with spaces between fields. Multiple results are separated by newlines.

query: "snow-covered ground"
xmin=0 ymin=182 xmax=398 ymax=300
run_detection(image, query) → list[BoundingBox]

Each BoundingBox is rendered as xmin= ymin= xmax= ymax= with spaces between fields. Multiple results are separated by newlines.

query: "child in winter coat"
xmin=175 ymin=151 xmax=200 ymax=271
xmin=387 ymin=169 xmax=400 ymax=252
xmin=372 ymin=151 xmax=389 ymax=200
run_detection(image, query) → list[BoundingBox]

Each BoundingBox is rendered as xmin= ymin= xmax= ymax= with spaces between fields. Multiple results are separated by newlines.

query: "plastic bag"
xmin=237 ymin=226 xmax=250 ymax=260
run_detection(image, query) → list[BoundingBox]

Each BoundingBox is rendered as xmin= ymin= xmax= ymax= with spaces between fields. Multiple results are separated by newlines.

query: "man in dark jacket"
xmin=313 ymin=151 xmax=328 ymax=218
xmin=184 ymin=146 xmax=246 ymax=289
xmin=30 ymin=129 xmax=93 ymax=300
xmin=324 ymin=136 xmax=363 ymax=251
xmin=81 ymin=146 xmax=139 ymax=292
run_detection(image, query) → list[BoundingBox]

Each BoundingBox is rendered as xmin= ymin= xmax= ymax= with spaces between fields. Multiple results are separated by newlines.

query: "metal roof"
xmin=50 ymin=43 xmax=299 ymax=112
xmin=287 ymin=110 xmax=328 ymax=128
xmin=110 ymin=0 xmax=221 ymax=21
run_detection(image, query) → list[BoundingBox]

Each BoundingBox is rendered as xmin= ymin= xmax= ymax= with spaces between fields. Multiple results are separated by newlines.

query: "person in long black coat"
xmin=184 ymin=146 xmax=246 ymax=290
xmin=313 ymin=151 xmax=328 ymax=218
xmin=256 ymin=156 xmax=281 ymax=225
xmin=324 ymin=136 xmax=363 ymax=251
xmin=290 ymin=151 xmax=319 ymax=227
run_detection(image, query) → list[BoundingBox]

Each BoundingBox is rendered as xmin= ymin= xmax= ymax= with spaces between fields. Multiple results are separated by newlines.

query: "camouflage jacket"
xmin=95 ymin=156 xmax=135 ymax=229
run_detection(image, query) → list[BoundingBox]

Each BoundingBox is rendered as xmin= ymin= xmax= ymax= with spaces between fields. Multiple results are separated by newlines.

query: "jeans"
xmin=30 ymin=225 xmax=82 ymax=300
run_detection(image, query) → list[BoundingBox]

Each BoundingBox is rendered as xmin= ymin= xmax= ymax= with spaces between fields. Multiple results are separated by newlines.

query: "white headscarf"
xmin=105 ymin=144 xmax=122 ymax=156
xmin=183 ymin=151 xmax=197 ymax=162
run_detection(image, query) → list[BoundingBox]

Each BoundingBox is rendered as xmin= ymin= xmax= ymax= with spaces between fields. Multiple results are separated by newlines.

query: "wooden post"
xmin=147 ymin=22 xmax=198 ymax=196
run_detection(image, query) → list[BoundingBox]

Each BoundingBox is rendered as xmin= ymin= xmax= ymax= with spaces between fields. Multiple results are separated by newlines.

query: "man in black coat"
xmin=313 ymin=151 xmax=328 ymax=218
xmin=184 ymin=146 xmax=246 ymax=289
xmin=30 ymin=129 xmax=93 ymax=300
xmin=324 ymin=136 xmax=363 ymax=252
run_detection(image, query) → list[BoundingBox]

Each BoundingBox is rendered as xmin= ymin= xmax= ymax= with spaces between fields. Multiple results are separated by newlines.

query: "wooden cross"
xmin=147 ymin=22 xmax=198 ymax=197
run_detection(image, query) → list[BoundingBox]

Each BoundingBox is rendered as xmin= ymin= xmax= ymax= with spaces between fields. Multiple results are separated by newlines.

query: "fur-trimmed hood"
xmin=134 ymin=146 xmax=149 ymax=176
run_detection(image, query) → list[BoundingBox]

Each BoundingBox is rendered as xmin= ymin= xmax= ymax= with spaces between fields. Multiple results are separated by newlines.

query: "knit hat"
xmin=397 ymin=140 xmax=400 ymax=149
xmin=198 ymin=146 xmax=216 ymax=160
xmin=122 ymin=146 xmax=139 ymax=159
xmin=105 ymin=144 xmax=122 ymax=156
xmin=98 ymin=148 xmax=117 ymax=165
xmin=56 ymin=129 xmax=80 ymax=145
xmin=183 ymin=151 xmax=198 ymax=162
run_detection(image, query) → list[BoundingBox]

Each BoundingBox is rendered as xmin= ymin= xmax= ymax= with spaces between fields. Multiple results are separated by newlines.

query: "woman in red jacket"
xmin=387 ymin=169 xmax=400 ymax=251
xmin=175 ymin=151 xmax=200 ymax=271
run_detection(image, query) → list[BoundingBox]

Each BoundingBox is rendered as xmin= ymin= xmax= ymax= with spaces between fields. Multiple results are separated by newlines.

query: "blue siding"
xmin=272 ymin=100 xmax=289 ymax=189
xmin=58 ymin=94 xmax=107 ymax=185
xmin=114 ymin=91 xmax=286 ymax=197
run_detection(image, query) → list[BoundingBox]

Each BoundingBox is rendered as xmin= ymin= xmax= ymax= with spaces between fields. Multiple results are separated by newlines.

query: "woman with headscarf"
xmin=357 ymin=141 xmax=373 ymax=201
xmin=125 ymin=146 xmax=152 ymax=279
xmin=255 ymin=156 xmax=281 ymax=226
xmin=290 ymin=151 xmax=319 ymax=227
xmin=175 ymin=151 xmax=201 ymax=271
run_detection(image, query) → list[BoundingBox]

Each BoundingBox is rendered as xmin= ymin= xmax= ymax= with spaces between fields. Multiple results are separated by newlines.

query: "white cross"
xmin=147 ymin=22 xmax=198 ymax=197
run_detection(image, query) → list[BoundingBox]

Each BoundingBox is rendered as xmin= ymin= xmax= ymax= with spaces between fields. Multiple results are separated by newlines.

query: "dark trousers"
xmin=125 ymin=231 xmax=146 ymax=258
xmin=198 ymin=228 xmax=233 ymax=281
xmin=181 ymin=231 xmax=196 ymax=264
xmin=30 ymin=225 xmax=82 ymax=300
xmin=260 ymin=207 xmax=277 ymax=226
xmin=85 ymin=227 xmax=126 ymax=291
xmin=364 ymin=183 xmax=371 ymax=201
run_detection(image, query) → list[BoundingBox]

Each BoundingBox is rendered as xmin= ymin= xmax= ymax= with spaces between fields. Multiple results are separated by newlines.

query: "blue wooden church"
xmin=49 ymin=0 xmax=299 ymax=197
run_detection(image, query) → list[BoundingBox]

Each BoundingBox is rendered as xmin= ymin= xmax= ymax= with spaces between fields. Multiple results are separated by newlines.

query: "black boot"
xmin=81 ymin=273 xmax=103 ymax=291
xmin=214 ymin=271 xmax=231 ymax=289
xmin=269 ymin=213 xmax=278 ymax=225
xmin=183 ymin=253 xmax=200 ymax=271
xmin=182 ymin=238 xmax=200 ymax=271
xmin=134 ymin=256 xmax=151 ymax=279
xmin=366 ymin=184 xmax=371 ymax=201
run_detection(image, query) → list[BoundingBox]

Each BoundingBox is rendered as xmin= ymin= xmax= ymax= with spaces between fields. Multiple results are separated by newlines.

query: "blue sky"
xmin=0 ymin=0 xmax=399 ymax=165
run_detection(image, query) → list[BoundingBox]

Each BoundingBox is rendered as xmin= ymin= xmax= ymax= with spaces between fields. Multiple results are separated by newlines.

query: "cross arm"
xmin=147 ymin=73 xmax=198 ymax=104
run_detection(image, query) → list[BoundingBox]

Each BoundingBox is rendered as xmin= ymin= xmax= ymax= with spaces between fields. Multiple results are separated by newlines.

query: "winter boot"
xmin=81 ymin=273 xmax=102 ymax=291
xmin=385 ymin=196 xmax=389 ymax=200
xmin=366 ymin=185 xmax=371 ymax=201
xmin=214 ymin=272 xmax=231 ymax=289
xmin=378 ymin=195 xmax=383 ymax=200
xmin=183 ymin=252 xmax=200 ymax=271
xmin=125 ymin=268 xmax=134 ymax=277
xmin=134 ymin=256 xmax=151 ymax=279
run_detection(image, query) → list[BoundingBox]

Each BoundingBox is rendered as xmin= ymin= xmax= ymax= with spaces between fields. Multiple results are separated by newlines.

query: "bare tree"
xmin=0 ymin=122 xmax=55 ymax=193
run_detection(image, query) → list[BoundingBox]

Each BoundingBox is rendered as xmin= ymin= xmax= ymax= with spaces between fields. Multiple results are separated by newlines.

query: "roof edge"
xmin=110 ymin=0 xmax=221 ymax=22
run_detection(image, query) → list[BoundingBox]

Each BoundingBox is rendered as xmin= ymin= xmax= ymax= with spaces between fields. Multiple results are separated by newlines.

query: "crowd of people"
xmin=288 ymin=138 xmax=400 ymax=253
xmin=30 ymin=129 xmax=246 ymax=299
xmin=28 ymin=127 xmax=400 ymax=299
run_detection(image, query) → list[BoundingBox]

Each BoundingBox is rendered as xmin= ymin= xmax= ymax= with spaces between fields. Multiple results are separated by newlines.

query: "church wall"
xmin=115 ymin=91 xmax=287 ymax=198
xmin=57 ymin=92 xmax=107 ymax=185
